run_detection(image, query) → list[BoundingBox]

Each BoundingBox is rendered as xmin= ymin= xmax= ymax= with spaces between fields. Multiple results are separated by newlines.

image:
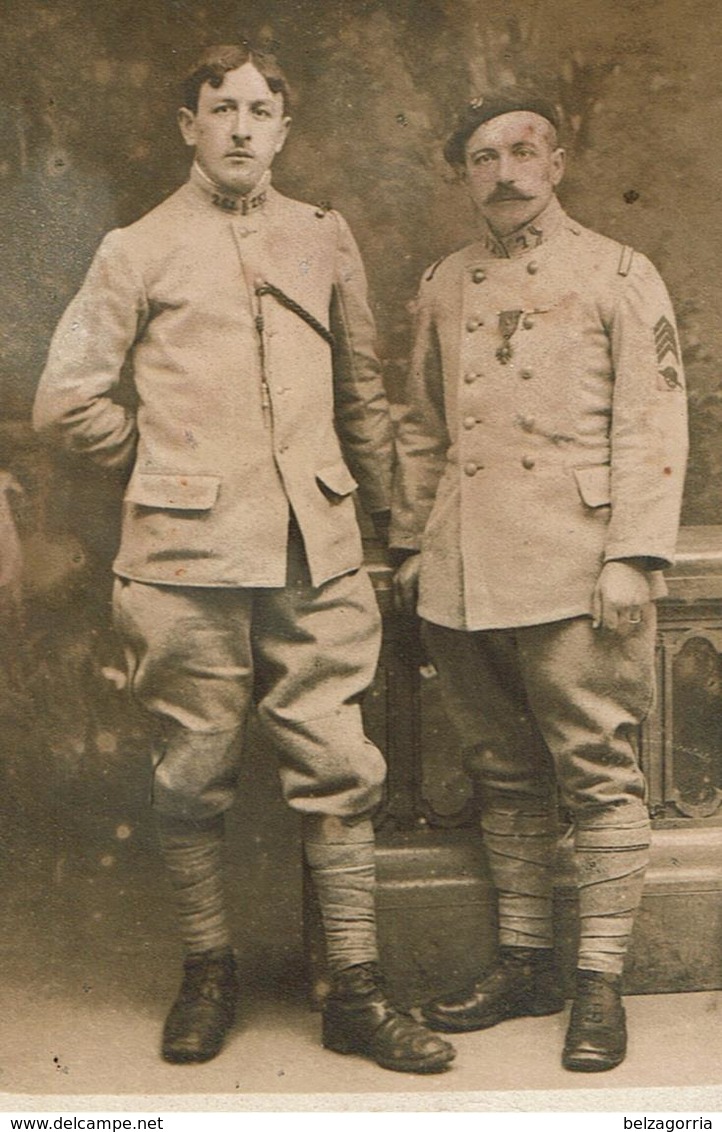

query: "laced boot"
xmin=322 ymin=961 xmax=456 ymax=1074
xmin=162 ymin=948 xmax=239 ymax=1063
xmin=422 ymin=946 xmax=564 ymax=1032
xmin=562 ymin=969 xmax=627 ymax=1072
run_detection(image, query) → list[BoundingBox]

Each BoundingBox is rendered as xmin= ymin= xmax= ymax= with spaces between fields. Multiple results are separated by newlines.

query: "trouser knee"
xmin=463 ymin=739 xmax=556 ymax=808
xmin=260 ymin=705 xmax=386 ymax=821
xmin=151 ymin=724 xmax=242 ymax=822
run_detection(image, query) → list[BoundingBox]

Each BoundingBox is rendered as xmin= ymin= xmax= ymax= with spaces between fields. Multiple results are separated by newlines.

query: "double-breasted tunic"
xmin=391 ymin=197 xmax=688 ymax=632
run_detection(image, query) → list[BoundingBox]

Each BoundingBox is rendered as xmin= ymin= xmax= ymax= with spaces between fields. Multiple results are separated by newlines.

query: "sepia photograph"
xmin=0 ymin=0 xmax=720 ymax=1115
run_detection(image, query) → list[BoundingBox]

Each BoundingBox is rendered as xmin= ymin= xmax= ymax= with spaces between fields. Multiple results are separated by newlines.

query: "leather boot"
xmin=422 ymin=947 xmax=564 ymax=1032
xmin=562 ymin=969 xmax=627 ymax=1072
xmin=162 ymin=948 xmax=239 ymax=1063
xmin=322 ymin=961 xmax=456 ymax=1074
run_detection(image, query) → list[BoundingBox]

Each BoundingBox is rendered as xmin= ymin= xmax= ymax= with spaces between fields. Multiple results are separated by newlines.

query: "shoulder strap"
xmin=617 ymin=245 xmax=635 ymax=277
xmin=424 ymin=258 xmax=443 ymax=282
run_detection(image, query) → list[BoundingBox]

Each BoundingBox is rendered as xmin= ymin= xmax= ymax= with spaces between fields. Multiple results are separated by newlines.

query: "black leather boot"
xmin=322 ymin=961 xmax=456 ymax=1073
xmin=162 ymin=948 xmax=239 ymax=1064
xmin=562 ymin=969 xmax=627 ymax=1072
xmin=422 ymin=947 xmax=564 ymax=1032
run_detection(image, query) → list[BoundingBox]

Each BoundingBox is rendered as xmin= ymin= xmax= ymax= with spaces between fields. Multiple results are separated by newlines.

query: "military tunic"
xmin=391 ymin=197 xmax=688 ymax=631
xmin=35 ymin=164 xmax=392 ymax=591
xmin=34 ymin=165 xmax=392 ymax=821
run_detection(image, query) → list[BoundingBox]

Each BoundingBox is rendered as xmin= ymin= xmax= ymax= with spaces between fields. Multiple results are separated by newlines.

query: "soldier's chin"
xmin=484 ymin=198 xmax=536 ymax=229
xmin=217 ymin=167 xmax=260 ymax=197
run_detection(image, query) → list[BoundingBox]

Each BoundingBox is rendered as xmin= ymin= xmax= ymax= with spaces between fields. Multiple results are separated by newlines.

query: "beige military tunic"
xmin=391 ymin=197 xmax=688 ymax=631
xmin=34 ymin=166 xmax=392 ymax=821
xmin=35 ymin=165 xmax=392 ymax=590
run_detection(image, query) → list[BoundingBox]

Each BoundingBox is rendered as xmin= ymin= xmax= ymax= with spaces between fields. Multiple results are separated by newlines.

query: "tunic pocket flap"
xmin=126 ymin=473 xmax=221 ymax=510
xmin=573 ymin=464 xmax=611 ymax=509
xmin=315 ymin=462 xmax=358 ymax=498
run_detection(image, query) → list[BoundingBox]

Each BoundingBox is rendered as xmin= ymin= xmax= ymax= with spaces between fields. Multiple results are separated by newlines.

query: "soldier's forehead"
xmin=201 ymin=62 xmax=280 ymax=103
xmin=467 ymin=111 xmax=551 ymax=149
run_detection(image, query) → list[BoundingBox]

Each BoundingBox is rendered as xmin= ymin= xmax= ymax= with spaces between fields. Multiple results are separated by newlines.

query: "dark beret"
xmin=444 ymin=91 xmax=561 ymax=167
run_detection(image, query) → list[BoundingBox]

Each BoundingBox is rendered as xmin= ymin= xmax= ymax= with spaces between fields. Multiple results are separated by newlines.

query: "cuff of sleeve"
xmin=606 ymin=555 xmax=669 ymax=572
xmin=604 ymin=543 xmax=674 ymax=570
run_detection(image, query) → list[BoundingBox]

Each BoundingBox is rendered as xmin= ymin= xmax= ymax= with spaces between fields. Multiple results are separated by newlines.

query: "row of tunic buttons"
xmin=470 ymin=261 xmax=539 ymax=282
xmin=464 ymin=455 xmax=536 ymax=475
xmin=466 ymin=315 xmax=537 ymax=333
xmin=464 ymin=258 xmax=539 ymax=478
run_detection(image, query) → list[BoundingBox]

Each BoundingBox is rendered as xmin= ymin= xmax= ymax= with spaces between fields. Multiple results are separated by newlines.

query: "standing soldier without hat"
xmin=33 ymin=43 xmax=454 ymax=1074
xmin=391 ymin=91 xmax=688 ymax=1071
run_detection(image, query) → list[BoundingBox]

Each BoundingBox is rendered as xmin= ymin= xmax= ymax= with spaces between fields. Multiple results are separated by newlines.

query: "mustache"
xmin=486 ymin=185 xmax=533 ymax=203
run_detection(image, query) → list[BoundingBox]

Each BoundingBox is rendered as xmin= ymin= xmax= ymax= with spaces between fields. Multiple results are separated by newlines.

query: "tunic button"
xmin=527 ymin=261 xmax=539 ymax=275
xmin=463 ymin=415 xmax=477 ymax=430
xmin=471 ymin=268 xmax=487 ymax=283
xmin=464 ymin=462 xmax=479 ymax=477
xmin=464 ymin=371 xmax=480 ymax=383
xmin=520 ymin=369 xmax=534 ymax=380
xmin=522 ymin=455 xmax=536 ymax=470
xmin=466 ymin=316 xmax=483 ymax=332
xmin=522 ymin=316 xmax=535 ymax=330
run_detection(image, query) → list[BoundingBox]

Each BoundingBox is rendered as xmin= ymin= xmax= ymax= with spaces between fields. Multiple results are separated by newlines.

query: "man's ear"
xmin=178 ymin=107 xmax=197 ymax=148
xmin=551 ymin=147 xmax=566 ymax=187
xmin=274 ymin=115 xmax=292 ymax=155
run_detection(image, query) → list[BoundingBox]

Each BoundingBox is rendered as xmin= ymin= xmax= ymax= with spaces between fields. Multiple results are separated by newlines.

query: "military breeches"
xmin=113 ymin=539 xmax=386 ymax=823
xmin=424 ymin=613 xmax=655 ymax=821
xmin=424 ymin=614 xmax=655 ymax=969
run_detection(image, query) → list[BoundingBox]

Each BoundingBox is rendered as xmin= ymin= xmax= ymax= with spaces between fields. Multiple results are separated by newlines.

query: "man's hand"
xmin=392 ymin=553 xmax=421 ymax=615
xmin=592 ymin=560 xmax=652 ymax=634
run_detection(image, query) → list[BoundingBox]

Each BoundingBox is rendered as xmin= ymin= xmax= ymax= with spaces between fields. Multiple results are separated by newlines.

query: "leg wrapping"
xmin=157 ymin=814 xmax=231 ymax=956
xmin=303 ymin=815 xmax=378 ymax=974
xmin=575 ymin=811 xmax=651 ymax=976
xmin=480 ymin=808 xmax=558 ymax=950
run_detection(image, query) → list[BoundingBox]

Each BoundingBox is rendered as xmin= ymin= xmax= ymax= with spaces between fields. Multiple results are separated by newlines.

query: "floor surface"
xmin=2 ymin=733 xmax=721 ymax=1113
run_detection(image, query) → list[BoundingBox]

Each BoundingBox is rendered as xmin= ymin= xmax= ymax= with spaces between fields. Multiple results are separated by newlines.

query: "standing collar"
xmin=188 ymin=162 xmax=272 ymax=214
xmin=481 ymin=196 xmax=566 ymax=258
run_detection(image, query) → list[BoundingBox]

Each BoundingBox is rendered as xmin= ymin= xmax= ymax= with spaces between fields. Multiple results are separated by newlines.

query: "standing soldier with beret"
xmin=391 ymin=91 xmax=688 ymax=1071
xmin=33 ymin=43 xmax=454 ymax=1075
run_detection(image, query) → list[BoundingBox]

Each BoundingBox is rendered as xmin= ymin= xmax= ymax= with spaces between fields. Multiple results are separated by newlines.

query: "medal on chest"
xmin=496 ymin=309 xmax=523 ymax=365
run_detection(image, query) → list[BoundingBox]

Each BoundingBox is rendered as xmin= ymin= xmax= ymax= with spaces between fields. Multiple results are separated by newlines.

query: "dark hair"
xmin=444 ymin=90 xmax=561 ymax=168
xmin=181 ymin=44 xmax=292 ymax=114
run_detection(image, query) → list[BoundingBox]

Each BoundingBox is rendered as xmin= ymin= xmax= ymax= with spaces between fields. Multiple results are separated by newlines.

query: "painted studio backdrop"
xmin=0 ymin=0 xmax=720 ymax=1001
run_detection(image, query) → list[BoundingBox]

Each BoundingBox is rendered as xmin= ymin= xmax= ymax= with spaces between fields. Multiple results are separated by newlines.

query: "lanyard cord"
xmin=255 ymin=281 xmax=335 ymax=349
